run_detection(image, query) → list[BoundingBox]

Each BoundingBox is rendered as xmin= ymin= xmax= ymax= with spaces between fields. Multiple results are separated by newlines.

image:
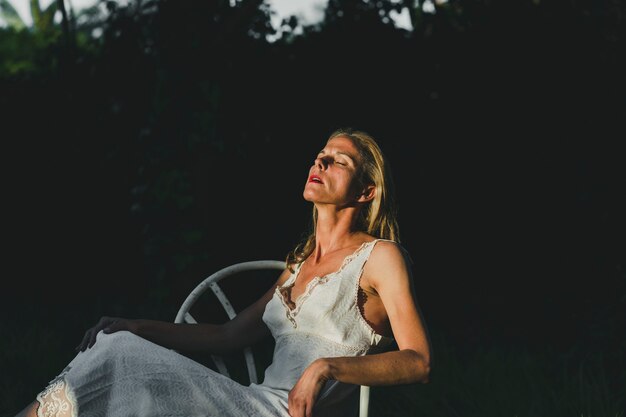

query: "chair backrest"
xmin=174 ymin=260 xmax=371 ymax=417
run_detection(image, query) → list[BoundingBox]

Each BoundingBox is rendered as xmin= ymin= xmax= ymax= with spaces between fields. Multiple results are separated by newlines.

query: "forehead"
xmin=322 ymin=136 xmax=358 ymax=155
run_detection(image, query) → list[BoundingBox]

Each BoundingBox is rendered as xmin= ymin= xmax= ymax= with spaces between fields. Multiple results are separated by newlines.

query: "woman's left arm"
xmin=288 ymin=242 xmax=432 ymax=416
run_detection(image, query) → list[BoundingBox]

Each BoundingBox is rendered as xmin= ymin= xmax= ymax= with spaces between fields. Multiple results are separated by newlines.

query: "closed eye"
xmin=316 ymin=150 xmax=354 ymax=167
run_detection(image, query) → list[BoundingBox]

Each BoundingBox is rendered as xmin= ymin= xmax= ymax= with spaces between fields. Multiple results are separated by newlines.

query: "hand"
xmin=288 ymin=359 xmax=331 ymax=417
xmin=75 ymin=316 xmax=133 ymax=352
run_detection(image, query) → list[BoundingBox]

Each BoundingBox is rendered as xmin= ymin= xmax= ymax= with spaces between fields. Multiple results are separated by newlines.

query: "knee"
xmin=84 ymin=330 xmax=142 ymax=356
xmin=96 ymin=330 xmax=139 ymax=346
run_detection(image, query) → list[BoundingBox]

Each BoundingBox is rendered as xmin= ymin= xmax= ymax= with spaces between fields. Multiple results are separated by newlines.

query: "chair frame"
xmin=174 ymin=260 xmax=371 ymax=417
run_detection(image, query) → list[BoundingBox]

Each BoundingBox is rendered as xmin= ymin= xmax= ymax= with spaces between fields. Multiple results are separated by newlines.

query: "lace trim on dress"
xmin=276 ymin=240 xmax=374 ymax=328
xmin=36 ymin=367 xmax=77 ymax=417
xmin=277 ymin=275 xmax=330 ymax=327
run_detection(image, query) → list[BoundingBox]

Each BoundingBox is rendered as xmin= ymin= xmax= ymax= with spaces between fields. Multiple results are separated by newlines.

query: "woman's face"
xmin=303 ymin=136 xmax=362 ymax=207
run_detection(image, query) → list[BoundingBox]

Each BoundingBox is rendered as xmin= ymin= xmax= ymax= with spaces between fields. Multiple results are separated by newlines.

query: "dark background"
xmin=1 ymin=0 xmax=624 ymax=415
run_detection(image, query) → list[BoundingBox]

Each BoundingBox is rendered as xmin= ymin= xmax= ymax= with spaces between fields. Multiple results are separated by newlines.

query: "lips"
xmin=308 ymin=174 xmax=323 ymax=184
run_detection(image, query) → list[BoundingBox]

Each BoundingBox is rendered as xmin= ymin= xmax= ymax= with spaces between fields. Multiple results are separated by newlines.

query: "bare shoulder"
xmin=363 ymin=240 xmax=412 ymax=289
xmin=369 ymin=240 xmax=410 ymax=270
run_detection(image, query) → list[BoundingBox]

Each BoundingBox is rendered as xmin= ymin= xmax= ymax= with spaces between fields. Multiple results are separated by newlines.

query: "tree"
xmin=0 ymin=0 xmax=58 ymax=32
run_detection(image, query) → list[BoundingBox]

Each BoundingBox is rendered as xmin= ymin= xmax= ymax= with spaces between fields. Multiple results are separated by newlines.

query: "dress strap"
xmin=349 ymin=239 xmax=396 ymax=346
xmin=343 ymin=239 xmax=381 ymax=285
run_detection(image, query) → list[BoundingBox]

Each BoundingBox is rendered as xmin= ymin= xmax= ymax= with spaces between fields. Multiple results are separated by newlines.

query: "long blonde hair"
xmin=286 ymin=127 xmax=400 ymax=269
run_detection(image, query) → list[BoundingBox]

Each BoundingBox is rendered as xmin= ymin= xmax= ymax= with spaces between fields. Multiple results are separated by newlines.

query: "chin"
xmin=302 ymin=189 xmax=317 ymax=202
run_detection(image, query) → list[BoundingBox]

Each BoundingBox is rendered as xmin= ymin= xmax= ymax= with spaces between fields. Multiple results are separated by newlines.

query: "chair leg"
xmin=359 ymin=385 xmax=370 ymax=417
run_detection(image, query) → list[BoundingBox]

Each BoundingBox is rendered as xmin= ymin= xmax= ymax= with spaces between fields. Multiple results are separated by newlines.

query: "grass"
xmin=369 ymin=333 xmax=625 ymax=417
xmin=1 ymin=312 xmax=623 ymax=417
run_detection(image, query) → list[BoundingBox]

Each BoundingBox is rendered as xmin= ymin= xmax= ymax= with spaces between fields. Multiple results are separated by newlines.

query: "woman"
xmin=16 ymin=127 xmax=431 ymax=417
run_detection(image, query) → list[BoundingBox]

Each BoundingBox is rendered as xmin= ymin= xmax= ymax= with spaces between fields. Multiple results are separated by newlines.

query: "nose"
xmin=314 ymin=157 xmax=327 ymax=171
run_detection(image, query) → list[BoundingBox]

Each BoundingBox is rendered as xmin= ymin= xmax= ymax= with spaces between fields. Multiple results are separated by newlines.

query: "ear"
xmin=356 ymin=185 xmax=376 ymax=203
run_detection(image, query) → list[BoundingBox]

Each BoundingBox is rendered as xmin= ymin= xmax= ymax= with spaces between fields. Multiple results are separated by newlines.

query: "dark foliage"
xmin=1 ymin=0 xmax=624 ymax=414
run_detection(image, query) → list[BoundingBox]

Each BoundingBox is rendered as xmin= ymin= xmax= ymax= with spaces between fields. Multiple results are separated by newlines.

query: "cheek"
xmin=336 ymin=179 xmax=361 ymax=201
xmin=345 ymin=176 xmax=362 ymax=195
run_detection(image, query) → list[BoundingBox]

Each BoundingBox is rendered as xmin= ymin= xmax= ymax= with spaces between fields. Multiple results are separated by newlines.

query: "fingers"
xmin=102 ymin=317 xmax=123 ymax=334
xmin=287 ymin=403 xmax=311 ymax=417
xmin=75 ymin=329 xmax=90 ymax=352
xmin=288 ymin=394 xmax=313 ymax=417
xmin=88 ymin=325 xmax=99 ymax=349
xmin=75 ymin=316 xmax=121 ymax=352
xmin=76 ymin=327 xmax=96 ymax=352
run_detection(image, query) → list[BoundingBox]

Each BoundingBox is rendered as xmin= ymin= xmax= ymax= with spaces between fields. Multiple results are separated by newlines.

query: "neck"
xmin=312 ymin=204 xmax=362 ymax=260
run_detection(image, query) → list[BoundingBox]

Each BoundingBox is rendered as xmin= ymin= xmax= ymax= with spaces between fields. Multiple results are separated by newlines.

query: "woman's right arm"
xmin=76 ymin=268 xmax=291 ymax=355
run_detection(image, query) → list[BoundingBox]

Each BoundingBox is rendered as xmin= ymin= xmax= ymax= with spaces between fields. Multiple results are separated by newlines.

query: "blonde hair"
xmin=286 ymin=127 xmax=400 ymax=269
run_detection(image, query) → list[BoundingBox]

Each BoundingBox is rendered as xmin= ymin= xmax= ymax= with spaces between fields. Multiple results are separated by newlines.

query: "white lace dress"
xmin=35 ymin=239 xmax=394 ymax=417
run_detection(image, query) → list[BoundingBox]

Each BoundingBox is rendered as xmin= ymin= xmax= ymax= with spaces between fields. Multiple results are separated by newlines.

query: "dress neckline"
xmin=277 ymin=239 xmax=377 ymax=315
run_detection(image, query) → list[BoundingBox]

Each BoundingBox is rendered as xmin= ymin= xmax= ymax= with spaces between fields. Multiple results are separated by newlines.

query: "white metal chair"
xmin=174 ymin=260 xmax=371 ymax=417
